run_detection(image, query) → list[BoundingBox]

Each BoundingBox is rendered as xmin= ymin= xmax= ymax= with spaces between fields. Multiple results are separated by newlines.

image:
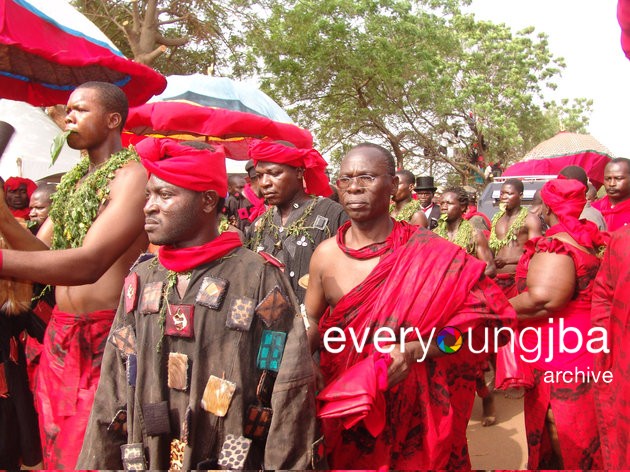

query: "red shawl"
xmin=592 ymin=225 xmax=630 ymax=469
xmin=319 ymin=222 xmax=516 ymax=469
xmin=592 ymin=195 xmax=630 ymax=232
xmin=463 ymin=205 xmax=491 ymax=229
xmin=158 ymin=232 xmax=242 ymax=272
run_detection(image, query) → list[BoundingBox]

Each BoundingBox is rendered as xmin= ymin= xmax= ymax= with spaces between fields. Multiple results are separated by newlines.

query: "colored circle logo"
xmin=436 ymin=326 xmax=463 ymax=354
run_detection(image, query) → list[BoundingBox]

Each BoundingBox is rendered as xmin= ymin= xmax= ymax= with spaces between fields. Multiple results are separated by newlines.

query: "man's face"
xmin=338 ymin=149 xmax=396 ymax=222
xmin=439 ymin=192 xmax=464 ymax=223
xmin=603 ymin=162 xmax=630 ymax=203
xmin=6 ymin=183 xmax=29 ymax=210
xmin=64 ymin=87 xmax=111 ymax=150
xmin=144 ymin=175 xmax=206 ymax=247
xmin=416 ymin=190 xmax=433 ymax=207
xmin=228 ymin=176 xmax=246 ymax=196
xmin=256 ymin=161 xmax=303 ymax=206
xmin=392 ymin=174 xmax=413 ymax=203
xmin=29 ymin=191 xmax=51 ymax=226
xmin=499 ymin=184 xmax=521 ymax=210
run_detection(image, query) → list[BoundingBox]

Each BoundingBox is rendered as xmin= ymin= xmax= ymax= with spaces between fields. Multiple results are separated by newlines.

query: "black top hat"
xmin=414 ymin=175 xmax=437 ymax=192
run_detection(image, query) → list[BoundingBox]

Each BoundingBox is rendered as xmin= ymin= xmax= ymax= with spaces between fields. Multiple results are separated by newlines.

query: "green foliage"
xmin=72 ymin=0 xmax=255 ymax=75
xmin=244 ymin=0 xmax=592 ymax=183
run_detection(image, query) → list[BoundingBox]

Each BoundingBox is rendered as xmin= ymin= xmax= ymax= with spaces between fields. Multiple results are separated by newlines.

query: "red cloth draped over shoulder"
xmin=592 ymin=195 xmax=630 ymax=232
xmin=319 ymin=221 xmax=516 ymax=470
xmin=592 ymin=225 xmax=630 ymax=469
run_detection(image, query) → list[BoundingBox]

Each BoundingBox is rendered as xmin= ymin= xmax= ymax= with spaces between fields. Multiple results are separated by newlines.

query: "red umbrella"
xmin=0 ymin=0 xmax=166 ymax=106
xmin=124 ymin=74 xmax=313 ymax=160
xmin=619 ymin=0 xmax=630 ymax=59
xmin=502 ymin=132 xmax=613 ymax=189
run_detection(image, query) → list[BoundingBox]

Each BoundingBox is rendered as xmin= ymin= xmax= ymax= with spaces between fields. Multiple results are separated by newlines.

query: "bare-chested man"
xmin=305 ymin=143 xmax=515 ymax=470
xmin=489 ymin=178 xmax=541 ymax=297
xmin=0 ymin=82 xmax=147 ymax=469
xmin=389 ymin=169 xmax=428 ymax=227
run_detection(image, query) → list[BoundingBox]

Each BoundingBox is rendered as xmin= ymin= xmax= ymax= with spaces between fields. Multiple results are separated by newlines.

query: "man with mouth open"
xmin=304 ymin=142 xmax=516 ymax=470
xmin=246 ymin=140 xmax=347 ymax=304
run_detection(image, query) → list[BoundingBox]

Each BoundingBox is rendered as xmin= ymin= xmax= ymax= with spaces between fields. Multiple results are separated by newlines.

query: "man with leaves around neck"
xmin=246 ymin=140 xmax=347 ymax=304
xmin=77 ymin=138 xmax=319 ymax=470
xmin=490 ymin=178 xmax=542 ymax=298
xmin=304 ymin=143 xmax=515 ymax=470
xmin=0 ymin=82 xmax=148 ymax=469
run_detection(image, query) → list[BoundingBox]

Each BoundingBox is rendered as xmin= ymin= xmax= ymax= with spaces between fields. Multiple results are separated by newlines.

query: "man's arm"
xmin=526 ymin=212 xmax=543 ymax=239
xmin=474 ymin=230 xmax=497 ymax=278
xmin=303 ymin=242 xmax=331 ymax=354
xmin=0 ymin=162 xmax=147 ymax=285
xmin=509 ymin=251 xmax=575 ymax=320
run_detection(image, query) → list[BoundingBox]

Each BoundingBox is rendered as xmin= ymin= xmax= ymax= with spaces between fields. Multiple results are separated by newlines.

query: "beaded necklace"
xmin=434 ymin=215 xmax=475 ymax=254
xmin=390 ymin=198 xmax=422 ymax=222
xmin=249 ymin=196 xmax=321 ymax=250
xmin=488 ymin=206 xmax=528 ymax=253
xmin=49 ymin=147 xmax=138 ymax=250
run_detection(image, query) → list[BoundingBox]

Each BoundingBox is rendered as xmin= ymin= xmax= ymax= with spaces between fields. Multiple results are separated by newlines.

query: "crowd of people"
xmin=0 ymin=81 xmax=629 ymax=470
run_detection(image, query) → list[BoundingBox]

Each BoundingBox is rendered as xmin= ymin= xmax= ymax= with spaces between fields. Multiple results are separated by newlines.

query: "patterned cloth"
xmin=516 ymin=236 xmax=603 ymax=469
xmin=319 ymin=222 xmax=516 ymax=470
xmin=36 ymin=306 xmax=115 ymax=469
xmin=247 ymin=197 xmax=347 ymax=303
xmin=592 ymin=225 xmax=630 ymax=469
xmin=77 ymin=248 xmax=319 ymax=470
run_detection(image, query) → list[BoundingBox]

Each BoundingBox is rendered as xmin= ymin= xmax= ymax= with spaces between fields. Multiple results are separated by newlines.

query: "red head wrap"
xmin=4 ymin=177 xmax=37 ymax=197
xmin=541 ymin=178 xmax=609 ymax=249
xmin=249 ymin=139 xmax=332 ymax=197
xmin=135 ymin=138 xmax=227 ymax=196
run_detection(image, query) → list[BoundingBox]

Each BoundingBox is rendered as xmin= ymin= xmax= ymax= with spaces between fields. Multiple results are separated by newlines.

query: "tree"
xmin=245 ymin=0 xmax=591 ymax=182
xmin=72 ymin=0 xmax=253 ymax=75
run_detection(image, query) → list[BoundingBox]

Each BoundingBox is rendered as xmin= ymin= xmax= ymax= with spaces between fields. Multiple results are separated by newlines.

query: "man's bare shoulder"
xmin=313 ymin=235 xmax=341 ymax=259
xmin=108 ymin=159 xmax=147 ymax=195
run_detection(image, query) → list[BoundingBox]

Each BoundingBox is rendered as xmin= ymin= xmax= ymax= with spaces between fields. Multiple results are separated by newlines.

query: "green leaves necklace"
xmin=49 ymin=147 xmax=138 ymax=250
xmin=488 ymin=206 xmax=528 ymax=253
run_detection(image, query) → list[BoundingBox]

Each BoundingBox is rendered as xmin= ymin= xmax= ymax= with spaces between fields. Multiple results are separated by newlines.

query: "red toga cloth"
xmin=318 ymin=221 xmax=516 ymax=470
xmin=592 ymin=225 xmax=630 ymax=469
xmin=516 ymin=236 xmax=603 ymax=469
xmin=35 ymin=306 xmax=115 ymax=469
xmin=592 ymin=195 xmax=630 ymax=232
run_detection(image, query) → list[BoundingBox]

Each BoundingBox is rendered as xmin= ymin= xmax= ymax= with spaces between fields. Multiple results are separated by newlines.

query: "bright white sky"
xmin=467 ymin=0 xmax=630 ymax=157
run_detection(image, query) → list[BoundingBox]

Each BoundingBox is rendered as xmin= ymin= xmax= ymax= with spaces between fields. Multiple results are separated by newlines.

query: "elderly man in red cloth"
xmin=4 ymin=177 xmax=37 ymax=220
xmin=510 ymin=178 xmax=608 ymax=469
xmin=591 ymin=225 xmax=630 ymax=469
xmin=592 ymin=157 xmax=630 ymax=231
xmin=305 ymin=143 xmax=516 ymax=470
xmin=0 ymin=82 xmax=148 ymax=469
xmin=247 ymin=139 xmax=347 ymax=304
xmin=77 ymin=138 xmax=319 ymax=470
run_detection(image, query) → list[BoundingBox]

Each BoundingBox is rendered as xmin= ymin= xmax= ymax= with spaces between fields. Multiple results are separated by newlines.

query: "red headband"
xmin=4 ymin=177 xmax=37 ymax=197
xmin=249 ymin=139 xmax=332 ymax=197
xmin=136 ymin=138 xmax=227 ymax=196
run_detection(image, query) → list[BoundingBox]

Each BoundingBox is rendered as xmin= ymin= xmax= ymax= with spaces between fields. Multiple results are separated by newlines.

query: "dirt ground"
xmin=467 ymin=392 xmax=528 ymax=470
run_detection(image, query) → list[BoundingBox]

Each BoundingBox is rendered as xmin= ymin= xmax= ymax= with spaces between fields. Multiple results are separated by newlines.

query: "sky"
xmin=467 ymin=0 xmax=630 ymax=157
